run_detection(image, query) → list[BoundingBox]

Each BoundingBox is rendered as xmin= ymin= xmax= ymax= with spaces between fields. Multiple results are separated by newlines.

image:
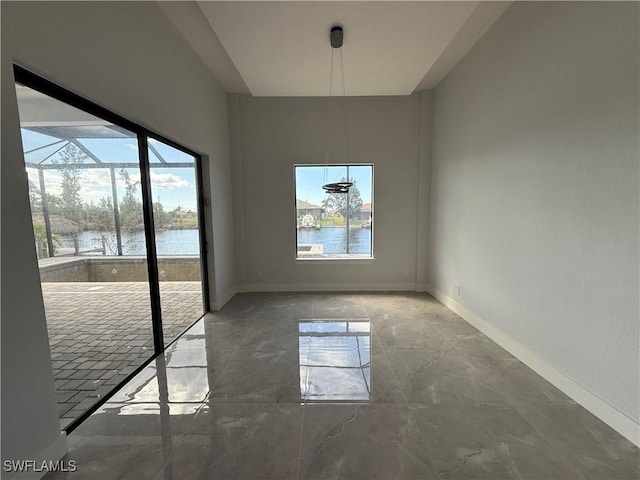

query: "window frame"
xmin=293 ymin=163 xmax=374 ymax=263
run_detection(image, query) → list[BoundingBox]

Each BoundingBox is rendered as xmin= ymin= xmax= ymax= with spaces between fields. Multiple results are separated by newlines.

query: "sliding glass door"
xmin=146 ymin=138 xmax=207 ymax=345
xmin=14 ymin=66 xmax=209 ymax=431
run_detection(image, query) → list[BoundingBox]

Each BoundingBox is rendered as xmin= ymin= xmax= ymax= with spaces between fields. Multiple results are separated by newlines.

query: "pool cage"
xmin=23 ymin=123 xmax=196 ymax=258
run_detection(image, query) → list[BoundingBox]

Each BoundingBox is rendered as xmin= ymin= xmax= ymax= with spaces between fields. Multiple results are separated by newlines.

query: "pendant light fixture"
xmin=322 ymin=25 xmax=353 ymax=195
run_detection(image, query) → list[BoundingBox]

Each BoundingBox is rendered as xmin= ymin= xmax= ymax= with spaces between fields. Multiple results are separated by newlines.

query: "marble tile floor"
xmin=45 ymin=292 xmax=639 ymax=480
xmin=43 ymin=281 xmax=204 ymax=428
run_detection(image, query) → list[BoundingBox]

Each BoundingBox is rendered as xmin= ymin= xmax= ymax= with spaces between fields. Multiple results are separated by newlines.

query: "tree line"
xmin=29 ymin=144 xmax=197 ymax=234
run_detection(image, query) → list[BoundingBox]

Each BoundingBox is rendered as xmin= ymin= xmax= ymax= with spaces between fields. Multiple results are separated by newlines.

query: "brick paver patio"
xmin=42 ymin=281 xmax=204 ymax=428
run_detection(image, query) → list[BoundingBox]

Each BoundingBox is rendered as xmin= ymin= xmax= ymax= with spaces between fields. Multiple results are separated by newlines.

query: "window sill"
xmin=294 ymin=256 xmax=375 ymax=265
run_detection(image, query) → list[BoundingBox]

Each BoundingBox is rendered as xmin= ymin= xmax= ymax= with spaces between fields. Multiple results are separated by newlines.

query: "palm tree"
xmin=320 ymin=197 xmax=331 ymax=219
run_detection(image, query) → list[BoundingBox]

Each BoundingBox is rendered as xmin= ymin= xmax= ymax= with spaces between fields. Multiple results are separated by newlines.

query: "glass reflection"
xmin=299 ymin=319 xmax=371 ymax=402
xmin=98 ymin=403 xmax=200 ymax=416
xmin=109 ymin=321 xmax=211 ymax=404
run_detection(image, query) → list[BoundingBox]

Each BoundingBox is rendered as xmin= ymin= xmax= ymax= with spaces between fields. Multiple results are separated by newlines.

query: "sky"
xmin=20 ymin=131 xmax=374 ymax=213
xmin=21 ymin=130 xmax=199 ymax=211
xmin=295 ymin=165 xmax=372 ymax=206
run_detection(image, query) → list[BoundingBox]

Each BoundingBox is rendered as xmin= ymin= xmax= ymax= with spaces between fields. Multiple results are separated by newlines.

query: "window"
xmin=295 ymin=165 xmax=373 ymax=259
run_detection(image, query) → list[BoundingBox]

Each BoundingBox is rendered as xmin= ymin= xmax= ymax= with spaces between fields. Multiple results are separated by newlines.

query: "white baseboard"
xmin=425 ymin=284 xmax=640 ymax=447
xmin=6 ymin=432 xmax=68 ymax=480
xmin=239 ymin=282 xmax=417 ymax=292
xmin=210 ymin=286 xmax=238 ymax=311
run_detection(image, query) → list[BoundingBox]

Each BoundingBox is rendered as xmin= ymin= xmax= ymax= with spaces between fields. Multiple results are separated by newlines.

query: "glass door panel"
xmin=16 ymin=84 xmax=154 ymax=428
xmin=147 ymin=138 xmax=206 ymax=345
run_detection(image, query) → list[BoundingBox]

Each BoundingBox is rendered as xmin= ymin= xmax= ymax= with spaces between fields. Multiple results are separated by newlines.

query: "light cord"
xmin=340 ymin=48 xmax=351 ymax=165
xmin=324 ymin=48 xmax=335 ymax=186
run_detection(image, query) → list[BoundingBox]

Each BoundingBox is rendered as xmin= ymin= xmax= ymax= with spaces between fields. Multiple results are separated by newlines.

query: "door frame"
xmin=13 ymin=64 xmax=211 ymax=432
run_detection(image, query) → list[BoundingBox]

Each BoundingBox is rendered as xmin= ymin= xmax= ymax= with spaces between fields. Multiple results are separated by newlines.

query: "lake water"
xmin=297 ymin=227 xmax=371 ymax=255
xmin=61 ymin=226 xmax=372 ymax=256
xmin=62 ymin=229 xmax=201 ymax=255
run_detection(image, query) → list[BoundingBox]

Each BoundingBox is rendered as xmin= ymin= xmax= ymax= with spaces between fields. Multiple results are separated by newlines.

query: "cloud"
xmin=150 ymin=172 xmax=190 ymax=189
xmin=25 ymin=168 xmax=67 ymax=197
xmin=81 ymin=169 xmax=112 ymax=188
xmin=26 ymin=166 xmax=189 ymax=208
xmin=26 ymin=167 xmax=114 ymax=200
xmin=80 ymin=188 xmax=113 ymax=201
xmin=129 ymin=172 xmax=190 ymax=190
xmin=40 ymin=171 xmax=63 ymax=196
xmin=26 ymin=167 xmax=39 ymax=183
xmin=76 ymin=170 xmax=112 ymax=199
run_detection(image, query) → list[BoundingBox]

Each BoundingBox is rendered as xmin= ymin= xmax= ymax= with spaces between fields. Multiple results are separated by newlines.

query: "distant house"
xmin=360 ymin=202 xmax=372 ymax=221
xmin=296 ymin=199 xmax=323 ymax=219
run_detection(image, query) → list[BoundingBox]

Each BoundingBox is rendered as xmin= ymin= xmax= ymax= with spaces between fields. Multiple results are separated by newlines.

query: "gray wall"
xmin=428 ymin=1 xmax=639 ymax=432
xmin=230 ymin=93 xmax=431 ymax=291
xmin=1 ymin=0 xmax=234 ymax=468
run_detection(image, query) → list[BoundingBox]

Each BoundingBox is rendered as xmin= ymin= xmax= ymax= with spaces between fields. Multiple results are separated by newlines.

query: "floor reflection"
xmin=110 ymin=328 xmax=212 ymax=405
xmin=57 ymin=297 xmax=638 ymax=480
xmin=299 ymin=319 xmax=371 ymax=402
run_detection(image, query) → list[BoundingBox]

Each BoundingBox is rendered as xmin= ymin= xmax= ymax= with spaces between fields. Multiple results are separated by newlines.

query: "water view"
xmin=60 ymin=229 xmax=201 ymax=256
xmin=297 ymin=227 xmax=371 ymax=255
xmin=62 ymin=226 xmax=372 ymax=257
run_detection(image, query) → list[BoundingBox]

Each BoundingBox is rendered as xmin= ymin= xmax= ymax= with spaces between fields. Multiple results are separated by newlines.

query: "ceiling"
xmin=159 ymin=1 xmax=511 ymax=97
